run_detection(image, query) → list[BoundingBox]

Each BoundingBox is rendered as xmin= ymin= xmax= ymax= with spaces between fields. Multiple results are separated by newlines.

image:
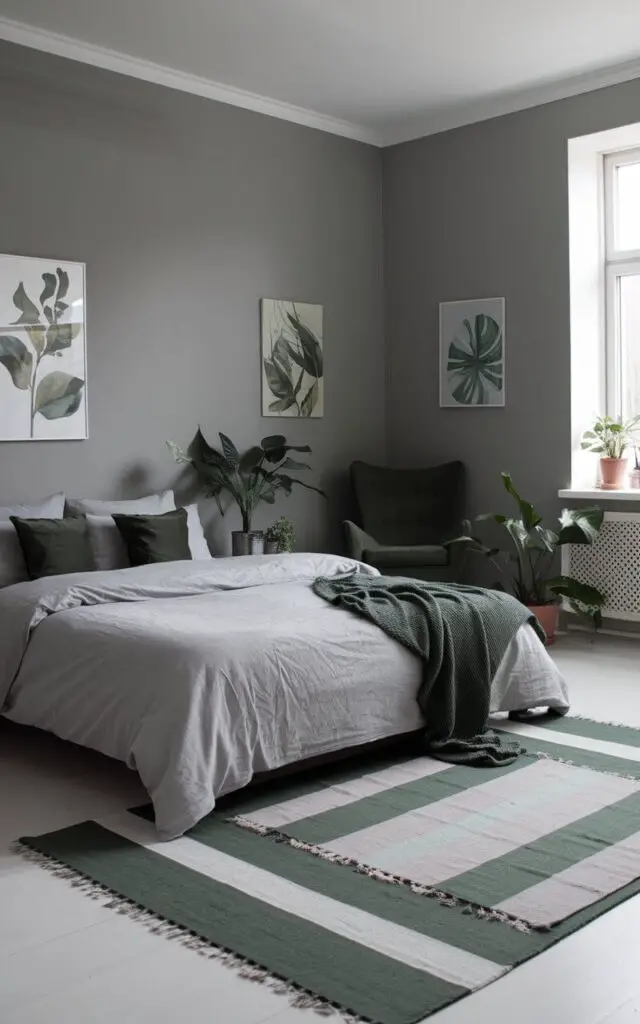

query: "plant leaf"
xmin=546 ymin=575 xmax=605 ymax=608
xmin=40 ymin=273 xmax=57 ymax=306
xmin=278 ymin=457 xmax=310 ymax=471
xmin=446 ymin=314 xmax=502 ymax=404
xmin=34 ymin=371 xmax=84 ymax=420
xmin=274 ymin=473 xmax=327 ymax=498
xmin=301 ymin=380 xmax=319 ymax=417
xmin=269 ymin=397 xmax=296 ymax=413
xmin=218 ymin=432 xmax=239 ymax=468
xmin=0 ymin=334 xmax=33 ymax=390
xmin=286 ymin=312 xmax=323 ymax=378
xmin=264 ymin=357 xmax=296 ymax=404
xmin=166 ymin=440 xmax=192 ymax=465
xmin=55 ymin=268 xmax=69 ymax=303
xmin=556 ymin=506 xmax=604 ymax=546
xmin=11 ymin=282 xmax=41 ymax=325
xmin=188 ymin=428 xmax=226 ymax=468
xmin=501 ymin=473 xmax=541 ymax=529
xmin=45 ymin=322 xmax=81 ymax=355
xmin=239 ymin=446 xmax=264 ymax=472
xmin=26 ymin=325 xmax=46 ymax=356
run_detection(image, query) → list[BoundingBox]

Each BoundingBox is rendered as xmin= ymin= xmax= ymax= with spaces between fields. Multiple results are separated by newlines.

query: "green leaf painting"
xmin=0 ymin=256 xmax=86 ymax=439
xmin=261 ymin=299 xmax=324 ymax=418
xmin=440 ymin=299 xmax=505 ymax=408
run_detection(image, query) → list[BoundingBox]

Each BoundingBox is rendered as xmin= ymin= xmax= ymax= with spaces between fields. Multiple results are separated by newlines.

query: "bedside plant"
xmin=581 ymin=414 xmax=640 ymax=490
xmin=264 ymin=515 xmax=295 ymax=554
xmin=168 ymin=430 xmax=325 ymax=555
xmin=447 ymin=473 xmax=606 ymax=642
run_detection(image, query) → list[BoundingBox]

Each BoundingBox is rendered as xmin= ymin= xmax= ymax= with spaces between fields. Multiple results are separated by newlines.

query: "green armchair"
xmin=344 ymin=460 xmax=465 ymax=581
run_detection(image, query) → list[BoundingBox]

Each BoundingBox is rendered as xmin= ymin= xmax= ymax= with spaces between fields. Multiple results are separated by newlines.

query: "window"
xmin=604 ymin=149 xmax=640 ymax=421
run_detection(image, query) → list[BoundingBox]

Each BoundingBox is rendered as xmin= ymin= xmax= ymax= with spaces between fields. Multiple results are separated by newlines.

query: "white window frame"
xmin=604 ymin=147 xmax=640 ymax=419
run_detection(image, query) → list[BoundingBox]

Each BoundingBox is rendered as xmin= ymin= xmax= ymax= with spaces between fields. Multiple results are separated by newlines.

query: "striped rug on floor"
xmin=19 ymin=716 xmax=640 ymax=1024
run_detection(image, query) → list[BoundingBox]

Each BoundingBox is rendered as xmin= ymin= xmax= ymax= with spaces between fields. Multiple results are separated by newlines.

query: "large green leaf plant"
xmin=448 ymin=473 xmax=606 ymax=625
xmin=168 ymin=430 xmax=326 ymax=533
xmin=263 ymin=305 xmax=323 ymax=417
xmin=0 ymin=269 xmax=84 ymax=437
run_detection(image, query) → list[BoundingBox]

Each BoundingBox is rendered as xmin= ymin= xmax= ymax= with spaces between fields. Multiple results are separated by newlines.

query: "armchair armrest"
xmin=343 ymin=521 xmax=378 ymax=563
xmin=363 ymin=544 xmax=449 ymax=569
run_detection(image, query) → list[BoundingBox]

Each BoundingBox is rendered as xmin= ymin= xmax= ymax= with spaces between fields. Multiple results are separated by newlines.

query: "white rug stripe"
xmin=97 ymin=812 xmax=506 ymax=991
xmin=504 ymin=722 xmax=640 ymax=763
xmin=248 ymin=758 xmax=453 ymax=828
xmin=495 ymin=829 xmax=640 ymax=927
xmin=319 ymin=761 xmax=636 ymax=883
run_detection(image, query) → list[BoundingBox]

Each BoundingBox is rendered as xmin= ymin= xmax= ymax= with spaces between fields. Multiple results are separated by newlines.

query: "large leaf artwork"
xmin=447 ymin=314 xmax=503 ymax=406
xmin=0 ymin=263 xmax=85 ymax=438
xmin=262 ymin=300 xmax=323 ymax=418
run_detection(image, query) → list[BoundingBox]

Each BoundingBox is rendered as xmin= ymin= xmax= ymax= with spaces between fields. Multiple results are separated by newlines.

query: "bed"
xmin=0 ymin=552 xmax=569 ymax=838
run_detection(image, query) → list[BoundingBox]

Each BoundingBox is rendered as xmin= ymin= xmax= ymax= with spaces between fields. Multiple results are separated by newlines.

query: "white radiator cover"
xmin=561 ymin=512 xmax=640 ymax=622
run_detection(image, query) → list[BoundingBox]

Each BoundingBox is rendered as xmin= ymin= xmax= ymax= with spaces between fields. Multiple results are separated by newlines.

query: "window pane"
xmin=616 ymin=162 xmax=640 ymax=251
xmin=619 ymin=273 xmax=640 ymax=419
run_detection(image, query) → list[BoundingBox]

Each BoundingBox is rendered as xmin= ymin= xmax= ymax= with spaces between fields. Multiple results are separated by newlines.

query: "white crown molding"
xmin=0 ymin=15 xmax=380 ymax=147
xmin=3 ymin=15 xmax=640 ymax=150
xmin=380 ymin=57 xmax=640 ymax=147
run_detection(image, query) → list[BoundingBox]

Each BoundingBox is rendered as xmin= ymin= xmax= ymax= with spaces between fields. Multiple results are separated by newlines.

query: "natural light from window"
xmin=566 ymin=124 xmax=640 ymax=495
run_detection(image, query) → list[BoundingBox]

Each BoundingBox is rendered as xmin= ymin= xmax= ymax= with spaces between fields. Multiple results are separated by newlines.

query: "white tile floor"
xmin=1 ymin=632 xmax=639 ymax=1024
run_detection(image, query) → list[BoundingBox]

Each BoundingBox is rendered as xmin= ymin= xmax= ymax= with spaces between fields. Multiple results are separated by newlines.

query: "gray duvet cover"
xmin=0 ymin=554 xmax=569 ymax=837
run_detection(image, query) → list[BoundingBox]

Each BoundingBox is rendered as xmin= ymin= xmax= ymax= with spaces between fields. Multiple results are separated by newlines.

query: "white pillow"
xmin=86 ymin=504 xmax=211 ymax=570
xmin=66 ymin=491 xmax=174 ymax=517
xmin=0 ymin=493 xmax=66 ymax=588
xmin=0 ymin=493 xmax=65 ymax=521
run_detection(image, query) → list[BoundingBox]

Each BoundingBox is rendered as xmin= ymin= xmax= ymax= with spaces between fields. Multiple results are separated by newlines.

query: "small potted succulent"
xmin=264 ymin=515 xmax=295 ymax=554
xmin=168 ymin=431 xmax=325 ymax=555
xmin=581 ymin=415 xmax=640 ymax=490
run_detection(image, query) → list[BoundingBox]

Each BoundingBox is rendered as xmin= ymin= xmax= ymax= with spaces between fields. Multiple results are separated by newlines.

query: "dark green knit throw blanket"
xmin=313 ymin=574 xmax=545 ymax=766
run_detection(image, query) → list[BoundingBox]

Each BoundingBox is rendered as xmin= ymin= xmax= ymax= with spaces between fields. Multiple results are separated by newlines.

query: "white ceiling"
xmin=2 ymin=0 xmax=640 ymax=145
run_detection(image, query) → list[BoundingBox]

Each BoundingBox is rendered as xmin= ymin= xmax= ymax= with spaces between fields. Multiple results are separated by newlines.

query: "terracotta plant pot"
xmin=528 ymin=603 xmax=559 ymax=645
xmin=599 ymin=456 xmax=627 ymax=490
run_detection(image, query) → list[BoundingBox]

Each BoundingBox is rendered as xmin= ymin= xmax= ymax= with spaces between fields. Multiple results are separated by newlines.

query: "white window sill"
xmin=558 ymin=488 xmax=640 ymax=501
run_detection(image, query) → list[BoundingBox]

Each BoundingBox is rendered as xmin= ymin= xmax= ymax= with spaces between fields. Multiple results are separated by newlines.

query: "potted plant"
xmin=168 ymin=431 xmax=325 ymax=555
xmin=581 ymin=414 xmax=640 ymax=490
xmin=447 ymin=473 xmax=605 ymax=643
xmin=264 ymin=515 xmax=295 ymax=554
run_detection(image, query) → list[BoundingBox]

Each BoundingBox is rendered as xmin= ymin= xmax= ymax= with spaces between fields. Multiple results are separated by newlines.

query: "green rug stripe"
xmin=441 ymin=790 xmax=640 ymax=906
xmin=187 ymin=817 xmax=533 ymax=966
xmin=217 ymin=744 xmax=423 ymax=819
xmin=497 ymin=730 xmax=640 ymax=779
xmin=529 ymin=716 xmax=640 ymax=747
xmin=274 ymin=759 xmax=532 ymax=847
xmin=21 ymin=822 xmax=465 ymax=1024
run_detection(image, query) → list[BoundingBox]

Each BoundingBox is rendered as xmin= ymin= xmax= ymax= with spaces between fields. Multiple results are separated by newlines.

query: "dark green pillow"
xmin=113 ymin=507 xmax=192 ymax=566
xmin=10 ymin=514 xmax=95 ymax=580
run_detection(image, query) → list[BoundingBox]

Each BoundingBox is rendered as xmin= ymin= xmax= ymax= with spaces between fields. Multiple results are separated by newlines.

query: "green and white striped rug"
xmin=19 ymin=716 xmax=640 ymax=1024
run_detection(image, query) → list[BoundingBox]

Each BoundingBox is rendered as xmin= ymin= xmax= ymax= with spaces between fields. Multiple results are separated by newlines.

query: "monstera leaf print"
xmin=0 ymin=265 xmax=85 ymax=437
xmin=447 ymin=314 xmax=503 ymax=405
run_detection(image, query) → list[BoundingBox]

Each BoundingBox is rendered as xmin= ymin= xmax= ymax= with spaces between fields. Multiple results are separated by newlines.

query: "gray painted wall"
xmin=0 ymin=41 xmax=385 ymax=553
xmin=383 ymin=78 xmax=640 ymax=534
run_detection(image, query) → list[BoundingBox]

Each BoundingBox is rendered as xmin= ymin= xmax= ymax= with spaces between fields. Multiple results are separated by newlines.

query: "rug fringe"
xmin=534 ymin=750 xmax=640 ymax=781
xmin=231 ymin=818 xmax=546 ymax=934
xmin=11 ymin=840 xmax=368 ymax=1024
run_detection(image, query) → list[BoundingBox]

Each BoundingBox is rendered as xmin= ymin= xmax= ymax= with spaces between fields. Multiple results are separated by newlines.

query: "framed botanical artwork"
xmin=0 ymin=254 xmax=87 ymax=440
xmin=439 ymin=297 xmax=505 ymax=408
xmin=261 ymin=298 xmax=323 ymax=418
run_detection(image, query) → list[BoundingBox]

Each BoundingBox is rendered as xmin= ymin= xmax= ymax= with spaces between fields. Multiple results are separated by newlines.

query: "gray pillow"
xmin=0 ymin=494 xmax=66 ymax=588
xmin=86 ymin=504 xmax=211 ymax=570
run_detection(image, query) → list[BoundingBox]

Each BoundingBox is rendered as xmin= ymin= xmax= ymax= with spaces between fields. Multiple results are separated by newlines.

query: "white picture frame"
xmin=0 ymin=254 xmax=87 ymax=440
xmin=439 ymin=296 xmax=505 ymax=408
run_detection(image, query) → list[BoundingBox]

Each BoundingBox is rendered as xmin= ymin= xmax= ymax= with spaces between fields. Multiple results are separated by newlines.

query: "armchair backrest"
xmin=350 ymin=461 xmax=465 ymax=546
